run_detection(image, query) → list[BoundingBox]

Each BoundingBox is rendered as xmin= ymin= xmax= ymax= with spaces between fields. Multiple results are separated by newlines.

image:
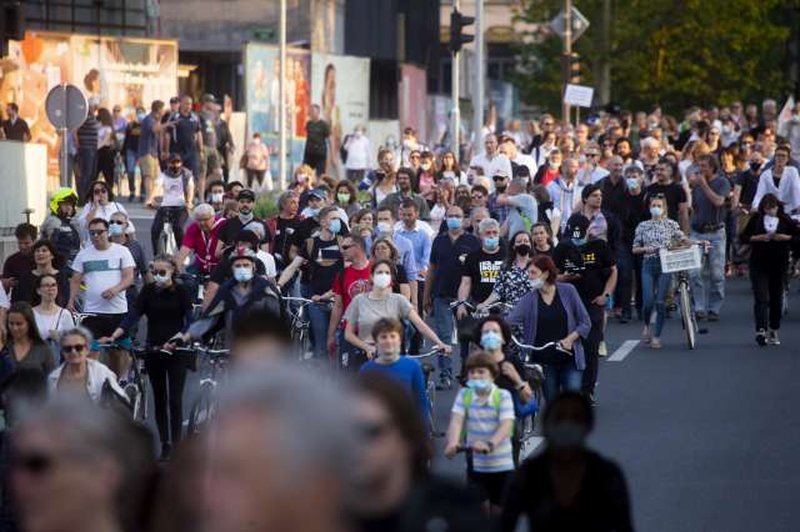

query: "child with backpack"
xmin=444 ymin=351 xmax=515 ymax=513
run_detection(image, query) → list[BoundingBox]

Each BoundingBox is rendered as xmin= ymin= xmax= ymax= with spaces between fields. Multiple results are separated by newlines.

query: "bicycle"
xmin=182 ymin=343 xmax=231 ymax=435
xmin=92 ymin=338 xmax=148 ymax=423
xmin=283 ymin=296 xmax=333 ymax=362
xmin=659 ymin=244 xmax=708 ymax=350
xmin=408 ymin=346 xmax=448 ymax=438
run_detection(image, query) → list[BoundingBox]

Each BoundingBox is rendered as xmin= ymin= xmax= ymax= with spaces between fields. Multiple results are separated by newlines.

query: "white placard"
xmin=564 ymin=84 xmax=594 ymax=108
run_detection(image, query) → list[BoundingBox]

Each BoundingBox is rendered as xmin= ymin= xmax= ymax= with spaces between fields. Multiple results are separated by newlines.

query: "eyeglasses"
xmin=109 ymin=220 xmax=125 ymax=226
xmin=492 ymin=175 xmax=507 ymax=181
xmin=61 ymin=344 xmax=86 ymax=353
xmin=150 ymin=268 xmax=169 ymax=276
xmin=11 ymin=452 xmax=55 ymax=476
xmin=88 ymin=230 xmax=106 ymax=237
xmin=93 ymin=188 xmax=108 ymax=194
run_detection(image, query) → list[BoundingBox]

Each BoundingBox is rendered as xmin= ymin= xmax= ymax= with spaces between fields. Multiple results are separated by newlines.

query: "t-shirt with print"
xmin=451 ymin=386 xmax=515 ymax=473
xmin=462 ymin=248 xmax=507 ymax=303
xmin=553 ymin=240 xmax=615 ymax=302
xmin=344 ymin=292 xmax=413 ymax=342
xmin=71 ymin=243 xmax=135 ymax=314
xmin=332 ymin=263 xmax=372 ymax=312
xmin=299 ymin=236 xmax=343 ymax=294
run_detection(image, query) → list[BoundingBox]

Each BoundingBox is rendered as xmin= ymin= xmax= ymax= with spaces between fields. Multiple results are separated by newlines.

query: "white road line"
xmin=608 ymin=340 xmax=640 ymax=362
xmin=518 ymin=436 xmax=544 ymax=462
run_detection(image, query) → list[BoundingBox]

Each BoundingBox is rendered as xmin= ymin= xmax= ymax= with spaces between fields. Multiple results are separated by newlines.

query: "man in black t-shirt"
xmin=217 ymin=189 xmax=271 ymax=254
xmin=164 ymin=96 xmax=203 ymax=183
xmin=303 ymin=104 xmax=330 ymax=177
xmin=643 ymin=159 xmax=689 ymax=232
xmin=2 ymin=103 xmax=30 ymax=142
xmin=554 ymin=214 xmax=617 ymax=403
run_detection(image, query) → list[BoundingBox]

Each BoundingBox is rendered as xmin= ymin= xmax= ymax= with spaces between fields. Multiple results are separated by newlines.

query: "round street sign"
xmin=45 ymin=84 xmax=88 ymax=131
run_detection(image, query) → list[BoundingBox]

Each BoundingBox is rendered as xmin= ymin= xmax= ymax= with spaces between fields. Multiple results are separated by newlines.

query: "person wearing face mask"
xmin=444 ymin=351 xmax=515 ymax=514
xmin=751 ymin=145 xmax=800 ymax=215
xmin=289 ymin=164 xmax=317 ymax=208
xmin=739 ymin=194 xmax=799 ymax=346
xmin=216 ymin=189 xmax=272 ymax=259
xmin=553 ymin=214 xmax=616 ymax=403
xmin=334 ymin=180 xmax=362 ymax=219
xmin=477 ymin=231 xmax=535 ymax=311
xmin=633 ymin=196 xmax=691 ymax=349
xmin=172 ymin=248 xmax=284 ymax=347
xmin=151 ymin=153 xmax=195 ymax=254
xmin=206 ymin=230 xmax=272 ymax=306
xmin=343 ymin=125 xmax=373 ymax=185
xmin=101 ymin=255 xmax=192 ymax=459
xmin=344 ymin=260 xmax=450 ymax=365
xmin=507 ymin=255 xmax=590 ymax=402
xmin=205 ymin=179 xmax=227 ymax=215
xmin=416 ymin=151 xmax=437 ymax=201
xmin=500 ymin=392 xmax=634 ymax=532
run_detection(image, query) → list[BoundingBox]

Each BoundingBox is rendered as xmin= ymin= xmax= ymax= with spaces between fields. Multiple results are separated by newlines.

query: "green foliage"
xmin=254 ymin=193 xmax=279 ymax=219
xmin=514 ymin=0 xmax=793 ymax=115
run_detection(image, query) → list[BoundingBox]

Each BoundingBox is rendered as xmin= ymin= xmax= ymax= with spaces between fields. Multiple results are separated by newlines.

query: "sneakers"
xmin=598 ymin=341 xmax=608 ymax=357
xmin=768 ymin=329 xmax=781 ymax=346
xmin=641 ymin=326 xmax=651 ymax=344
xmin=707 ymin=312 xmax=720 ymax=322
xmin=695 ymin=311 xmax=707 ymax=321
xmin=756 ymin=329 xmax=768 ymax=347
xmin=650 ymin=337 xmax=662 ymax=349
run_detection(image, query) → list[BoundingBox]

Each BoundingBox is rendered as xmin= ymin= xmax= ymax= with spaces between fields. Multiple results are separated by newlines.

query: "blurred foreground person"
xmin=351 ymin=373 xmax=488 ymax=532
xmin=198 ymin=365 xmax=357 ymax=532
xmin=500 ymin=392 xmax=634 ymax=532
xmin=229 ymin=307 xmax=292 ymax=364
xmin=9 ymin=397 xmax=156 ymax=532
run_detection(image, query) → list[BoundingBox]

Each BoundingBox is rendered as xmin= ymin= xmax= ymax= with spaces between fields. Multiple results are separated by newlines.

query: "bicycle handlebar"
xmin=407 ymin=347 xmax=447 ymax=359
xmin=284 ymin=296 xmax=333 ymax=306
xmin=455 ymin=445 xmax=489 ymax=455
xmin=511 ymin=336 xmax=572 ymax=356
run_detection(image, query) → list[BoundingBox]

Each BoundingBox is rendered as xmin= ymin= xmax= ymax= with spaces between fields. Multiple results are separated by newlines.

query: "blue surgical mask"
xmin=650 ymin=206 xmax=663 ymax=218
xmin=571 ymin=237 xmax=588 ymax=247
xmin=626 ymin=178 xmax=639 ymax=190
xmin=233 ymin=266 xmax=253 ymax=283
xmin=466 ymin=379 xmax=493 ymax=392
xmin=484 ymin=236 xmax=500 ymax=250
xmin=446 ymin=217 xmax=462 ymax=230
xmin=329 ymin=218 xmax=342 ymax=234
xmin=480 ymin=331 xmax=503 ymax=351
xmin=108 ymin=223 xmax=124 ymax=237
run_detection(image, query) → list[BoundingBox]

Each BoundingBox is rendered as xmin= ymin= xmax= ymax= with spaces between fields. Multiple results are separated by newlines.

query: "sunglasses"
xmin=150 ymin=269 xmax=169 ymax=276
xmin=93 ymin=188 xmax=108 ymax=194
xmin=88 ymin=230 xmax=106 ymax=237
xmin=109 ymin=220 xmax=125 ymax=225
xmin=61 ymin=344 xmax=86 ymax=353
xmin=12 ymin=452 xmax=55 ymax=476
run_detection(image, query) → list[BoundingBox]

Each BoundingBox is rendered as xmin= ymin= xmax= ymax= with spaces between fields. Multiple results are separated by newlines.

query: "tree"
xmin=513 ymin=0 xmax=792 ymax=116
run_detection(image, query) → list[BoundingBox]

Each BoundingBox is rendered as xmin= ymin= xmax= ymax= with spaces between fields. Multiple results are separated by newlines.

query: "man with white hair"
xmin=201 ymin=365 xmax=358 ymax=532
xmin=175 ymin=203 xmax=225 ymax=274
xmin=638 ymin=137 xmax=662 ymax=182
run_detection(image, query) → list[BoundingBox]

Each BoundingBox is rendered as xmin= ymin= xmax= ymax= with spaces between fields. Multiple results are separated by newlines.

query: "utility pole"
xmin=473 ymin=0 xmax=484 ymax=148
xmin=278 ymin=0 xmax=287 ymax=190
xmin=562 ymin=0 xmax=572 ymax=127
xmin=600 ymin=0 xmax=611 ymax=105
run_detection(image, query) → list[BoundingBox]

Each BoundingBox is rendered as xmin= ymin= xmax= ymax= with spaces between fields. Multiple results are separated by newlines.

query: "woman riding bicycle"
xmin=632 ymin=194 xmax=691 ymax=349
xmin=506 ymin=255 xmax=590 ymax=402
xmin=101 ymin=255 xmax=193 ymax=460
xmin=151 ymin=153 xmax=194 ymax=255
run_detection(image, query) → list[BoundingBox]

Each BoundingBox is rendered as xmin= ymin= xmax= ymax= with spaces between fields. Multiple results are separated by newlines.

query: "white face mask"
xmin=763 ymin=214 xmax=779 ymax=234
xmin=376 ymin=221 xmax=392 ymax=234
xmin=154 ymin=274 xmax=170 ymax=286
xmin=210 ymin=192 xmax=224 ymax=203
xmin=373 ymin=272 xmax=392 ymax=289
xmin=529 ymin=278 xmax=545 ymax=291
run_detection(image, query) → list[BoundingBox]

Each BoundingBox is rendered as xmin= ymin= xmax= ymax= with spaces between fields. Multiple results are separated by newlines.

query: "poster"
xmin=0 ymin=31 xmax=178 ymax=175
xmin=399 ymin=64 xmax=428 ymax=144
xmin=311 ymin=53 xmax=370 ymax=178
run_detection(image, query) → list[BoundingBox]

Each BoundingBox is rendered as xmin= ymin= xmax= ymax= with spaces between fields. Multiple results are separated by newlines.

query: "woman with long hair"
xmin=436 ymin=150 xmax=467 ymax=185
xmin=12 ymin=240 xmax=70 ymax=307
xmin=334 ymin=179 xmax=361 ymax=219
xmin=77 ymin=179 xmax=130 ymax=242
xmin=33 ymin=273 xmax=75 ymax=364
xmin=0 ymin=302 xmax=54 ymax=381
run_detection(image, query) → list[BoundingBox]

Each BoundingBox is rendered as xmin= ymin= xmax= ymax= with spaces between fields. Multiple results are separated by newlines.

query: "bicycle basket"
xmin=659 ymin=246 xmax=702 ymax=273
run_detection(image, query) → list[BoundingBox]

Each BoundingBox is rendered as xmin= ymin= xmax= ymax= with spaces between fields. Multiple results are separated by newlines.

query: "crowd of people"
xmin=0 ymin=92 xmax=797 ymax=531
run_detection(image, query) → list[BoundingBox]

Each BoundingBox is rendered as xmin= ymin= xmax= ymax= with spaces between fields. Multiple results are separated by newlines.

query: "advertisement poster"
xmin=399 ymin=64 xmax=428 ymax=144
xmin=311 ymin=53 xmax=370 ymax=178
xmin=0 ymin=31 xmax=178 ymax=175
xmin=244 ymin=43 xmax=310 ymax=178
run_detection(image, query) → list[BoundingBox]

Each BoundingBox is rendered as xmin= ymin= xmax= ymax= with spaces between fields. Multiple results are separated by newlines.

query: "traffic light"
xmin=449 ymin=9 xmax=474 ymax=53
xmin=1 ymin=1 xmax=25 ymax=58
xmin=561 ymin=52 xmax=581 ymax=84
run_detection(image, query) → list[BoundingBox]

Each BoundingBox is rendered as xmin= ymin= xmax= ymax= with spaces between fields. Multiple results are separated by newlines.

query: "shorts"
xmin=138 ymin=154 xmax=158 ymax=178
xmin=467 ymin=470 xmax=511 ymax=506
xmin=200 ymin=148 xmax=221 ymax=177
xmin=82 ymin=313 xmax=125 ymax=340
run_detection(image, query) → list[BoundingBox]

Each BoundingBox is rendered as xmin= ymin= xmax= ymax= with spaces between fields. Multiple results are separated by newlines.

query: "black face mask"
xmin=495 ymin=183 xmax=508 ymax=192
xmin=515 ymin=244 xmax=531 ymax=256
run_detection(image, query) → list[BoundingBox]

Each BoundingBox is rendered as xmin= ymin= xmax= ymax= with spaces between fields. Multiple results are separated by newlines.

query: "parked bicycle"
xmin=408 ymin=346 xmax=448 ymax=438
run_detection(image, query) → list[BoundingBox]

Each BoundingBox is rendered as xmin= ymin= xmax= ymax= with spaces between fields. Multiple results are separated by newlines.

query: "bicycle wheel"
xmin=678 ymin=281 xmax=696 ymax=349
xmin=426 ymin=377 xmax=443 ymax=437
xmin=187 ymin=383 xmax=216 ymax=435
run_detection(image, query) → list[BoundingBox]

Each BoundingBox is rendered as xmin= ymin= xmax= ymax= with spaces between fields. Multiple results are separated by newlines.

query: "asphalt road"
xmin=128 ymin=202 xmax=800 ymax=531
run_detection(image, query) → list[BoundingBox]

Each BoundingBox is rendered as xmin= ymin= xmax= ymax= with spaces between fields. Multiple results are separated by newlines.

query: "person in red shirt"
xmin=327 ymin=233 xmax=371 ymax=367
xmin=175 ymin=204 xmax=225 ymax=276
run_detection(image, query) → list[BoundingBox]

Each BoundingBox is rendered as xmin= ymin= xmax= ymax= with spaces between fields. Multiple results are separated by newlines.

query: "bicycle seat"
xmin=421 ymin=362 xmax=435 ymax=377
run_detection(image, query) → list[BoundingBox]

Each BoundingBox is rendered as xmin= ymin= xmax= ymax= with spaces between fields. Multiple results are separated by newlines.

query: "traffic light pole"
xmin=451 ymin=0 xmax=461 ymax=155
xmin=278 ymin=0 xmax=287 ymax=190
xmin=562 ymin=0 xmax=572 ymax=128
xmin=473 ymin=0 xmax=484 ymax=149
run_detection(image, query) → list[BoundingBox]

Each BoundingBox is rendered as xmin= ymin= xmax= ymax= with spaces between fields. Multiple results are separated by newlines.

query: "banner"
xmin=0 ymin=31 xmax=178 ymax=175
xmin=244 ymin=44 xmax=311 ymax=180
xmin=311 ymin=53 xmax=370 ymax=177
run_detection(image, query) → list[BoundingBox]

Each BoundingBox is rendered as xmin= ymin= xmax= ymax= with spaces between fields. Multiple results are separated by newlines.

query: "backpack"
xmin=461 ymin=387 xmax=509 ymax=441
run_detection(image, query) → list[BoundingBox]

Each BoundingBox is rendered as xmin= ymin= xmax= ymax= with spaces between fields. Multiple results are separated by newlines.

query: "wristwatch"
xmin=486 ymin=441 xmax=495 ymax=452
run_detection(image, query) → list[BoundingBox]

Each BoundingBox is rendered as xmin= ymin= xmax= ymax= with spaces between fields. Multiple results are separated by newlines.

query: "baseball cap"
xmin=201 ymin=93 xmax=217 ymax=104
xmin=168 ymin=153 xmax=182 ymax=163
xmin=237 ymin=189 xmax=256 ymax=201
xmin=308 ymin=188 xmax=327 ymax=200
xmin=565 ymin=213 xmax=590 ymax=240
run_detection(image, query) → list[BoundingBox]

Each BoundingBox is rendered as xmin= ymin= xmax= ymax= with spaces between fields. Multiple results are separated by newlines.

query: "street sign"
xmin=549 ymin=7 xmax=590 ymax=44
xmin=45 ymin=84 xmax=87 ymax=131
xmin=563 ymin=83 xmax=594 ymax=108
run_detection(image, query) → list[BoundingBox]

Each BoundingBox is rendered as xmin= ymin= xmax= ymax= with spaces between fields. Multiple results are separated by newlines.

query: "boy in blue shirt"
xmin=359 ymin=318 xmax=429 ymax=418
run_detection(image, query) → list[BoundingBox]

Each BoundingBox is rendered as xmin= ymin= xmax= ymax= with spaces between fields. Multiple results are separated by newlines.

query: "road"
xmin=129 ymin=202 xmax=799 ymax=532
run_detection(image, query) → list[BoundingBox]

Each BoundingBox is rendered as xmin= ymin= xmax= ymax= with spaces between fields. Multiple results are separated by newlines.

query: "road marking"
xmin=519 ymin=436 xmax=544 ymax=462
xmin=608 ymin=340 xmax=640 ymax=362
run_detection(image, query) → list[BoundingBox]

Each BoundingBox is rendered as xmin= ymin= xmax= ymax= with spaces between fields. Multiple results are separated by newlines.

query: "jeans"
xmin=750 ymin=264 xmax=785 ymax=331
xmin=614 ymin=246 xmax=635 ymax=318
xmin=152 ymin=206 xmax=188 ymax=255
xmin=76 ymin=147 xmax=97 ymax=201
xmin=690 ymin=228 xmax=726 ymax=314
xmin=640 ymin=256 xmax=672 ymax=338
xmin=581 ymin=302 xmax=604 ymax=395
xmin=308 ymin=301 xmax=332 ymax=360
xmin=432 ymin=296 xmax=455 ymax=381
xmin=125 ymin=149 xmax=139 ymax=196
xmin=543 ymin=363 xmax=583 ymax=403
xmin=408 ymin=280 xmax=425 ymax=355
xmin=144 ymin=352 xmax=188 ymax=446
